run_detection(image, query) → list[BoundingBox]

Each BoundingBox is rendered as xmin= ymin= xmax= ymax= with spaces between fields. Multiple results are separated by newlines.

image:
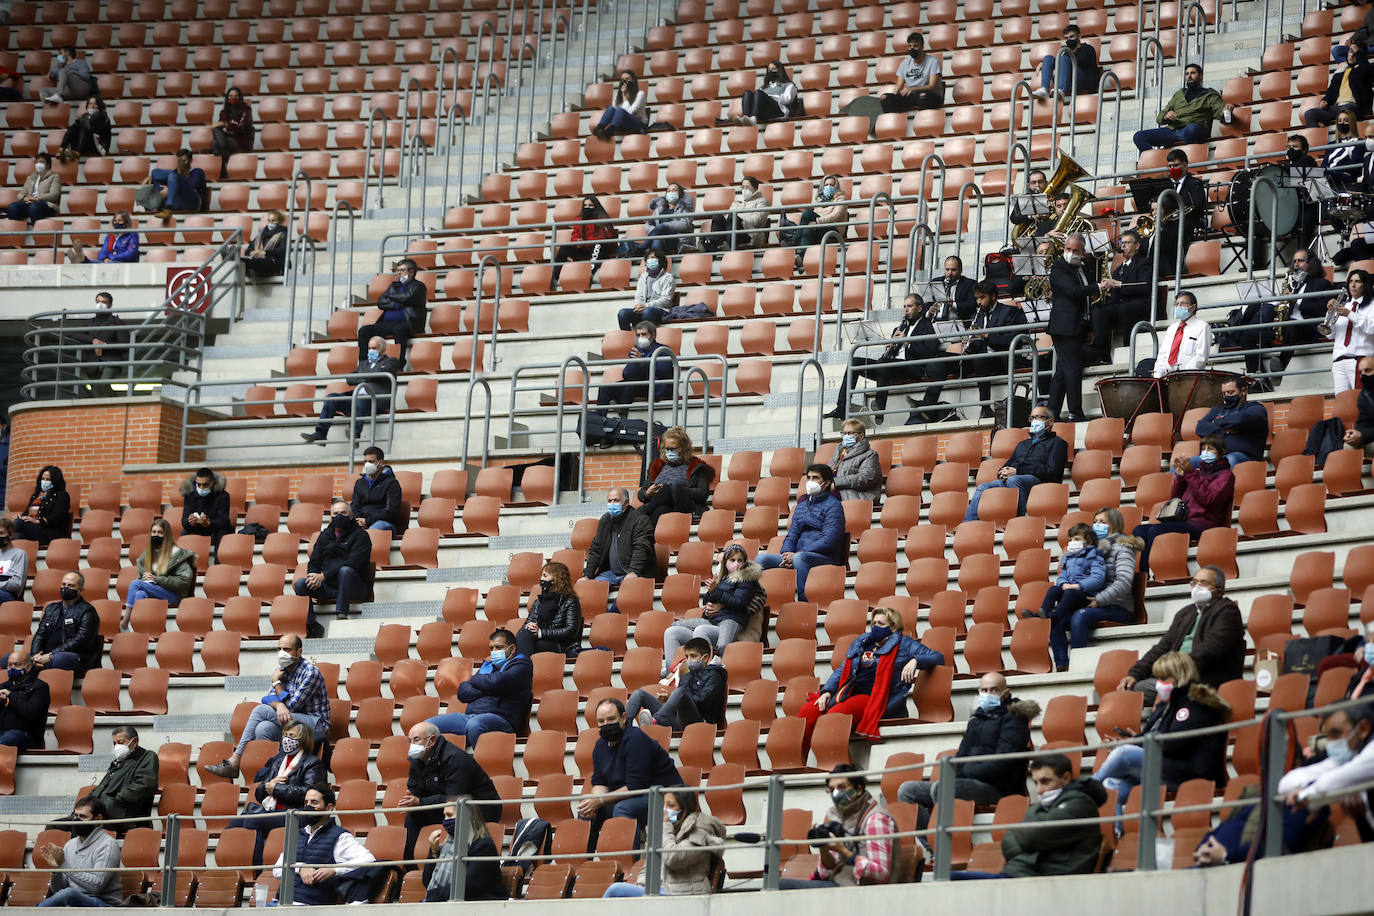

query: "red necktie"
xmin=1168 ymin=321 xmax=1187 ymax=366
xmin=1346 ymin=302 xmax=1360 ymax=346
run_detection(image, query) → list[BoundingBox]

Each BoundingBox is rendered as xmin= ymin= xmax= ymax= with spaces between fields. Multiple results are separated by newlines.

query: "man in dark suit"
xmin=964 ymin=280 xmax=1028 ymax=417
xmin=825 ymin=293 xmax=953 ymax=423
xmin=301 ymin=335 xmax=401 ymax=445
xmin=1089 ymin=228 xmax=1154 ymax=363
xmin=1344 ymin=355 xmax=1374 ymax=456
xmin=356 ymin=258 xmax=427 ymax=363
xmin=1303 ymin=36 xmax=1374 ymax=128
xmin=1323 ymin=110 xmax=1366 ymax=192
xmin=1046 ymin=233 xmax=1118 ymax=422
xmin=1155 ymin=149 xmax=1208 ymax=279
xmin=1008 ymin=170 xmax=1049 ymax=234
xmin=941 ymin=255 xmax=978 ymax=322
xmin=1234 ymin=249 xmax=1335 ymax=388
xmin=1286 ymin=134 xmax=1322 ymax=250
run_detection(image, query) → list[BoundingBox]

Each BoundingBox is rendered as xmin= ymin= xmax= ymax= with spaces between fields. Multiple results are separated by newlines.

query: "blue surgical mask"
xmin=489 ymin=649 xmax=506 ymax=665
xmin=1326 ymin=733 xmax=1357 ymax=766
xmin=663 ymin=449 xmax=679 ymax=463
xmin=977 ymin=692 xmax=1001 ymax=713
xmin=366 ymin=348 xmax=380 ymax=362
xmin=1029 ymin=419 xmax=1046 ymax=436
xmin=7 ymin=667 xmax=23 ymax=681
xmin=1200 ymin=451 xmax=1217 ymax=464
xmin=195 ymin=485 xmax=211 ymax=497
xmin=1092 ymin=522 xmax=1110 ymax=538
xmin=841 ymin=434 xmax=857 ymax=448
xmin=646 ymin=258 xmax=660 ymax=272
xmin=1174 ymin=306 xmax=1191 ymax=321
xmin=39 ymin=480 xmax=53 ymax=492
xmin=1363 ymin=642 xmax=1374 ymax=666
xmin=666 ymin=809 xmax=680 ymax=823
xmin=606 ymin=502 xmax=623 ymax=517
xmin=665 ymin=192 xmax=680 ymax=205
xmin=820 ymin=185 xmax=836 ymax=200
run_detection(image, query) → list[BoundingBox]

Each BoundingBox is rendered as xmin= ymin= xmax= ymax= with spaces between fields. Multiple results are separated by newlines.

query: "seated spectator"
xmin=1192 ymin=377 xmax=1268 ymax=466
xmin=798 ymin=607 xmax=945 ymax=751
xmin=964 ymin=407 xmax=1068 ymax=520
xmin=984 ymin=754 xmax=1107 ymax=878
xmin=4 ymin=153 xmax=62 ymax=225
xmin=1314 ymin=619 xmax=1373 ymax=699
xmin=662 ymin=545 xmax=764 ymax=663
xmin=0 ymin=648 xmax=51 ymax=752
xmin=226 ymin=719 xmax=326 ymax=865
xmin=119 ymin=517 xmax=196 ymax=631
xmin=594 ymin=320 xmax=675 ymax=408
xmin=76 ymin=290 xmax=126 ymax=398
xmin=207 ymin=86 xmax=255 ymax=180
xmin=623 ymin=184 xmax=695 ymax=257
xmin=577 ymin=698 xmax=684 ymax=844
xmin=0 ymin=65 xmax=22 ymax=101
xmin=898 ymin=672 xmax=1036 ymax=834
xmin=269 ymin=786 xmax=377 ymax=905
xmin=1094 ymin=652 xmax=1231 ymax=823
xmin=1131 ymin=439 xmax=1235 ymax=578
xmin=592 ymin=70 xmax=649 ymax=139
xmin=300 ymin=335 xmax=401 ymax=446
xmin=45 ymin=46 xmax=94 ymax=103
xmin=428 ymin=627 xmax=532 ymax=748
xmin=1324 ymin=110 xmax=1366 ymax=192
xmin=57 ymin=96 xmax=111 ymax=160
xmin=1153 ymin=291 xmax=1211 ymax=377
xmin=399 ymin=722 xmax=501 ymax=861
xmin=77 ymin=211 xmax=139 ymax=264
xmin=1329 ymin=269 xmax=1374 ymax=393
xmin=12 ymin=464 xmax=72 ymax=545
xmin=350 ymin=446 xmax=402 ymax=532
xmin=584 ymin=489 xmax=656 ymax=611
xmin=143 ymin=149 xmax=207 ymax=219
xmin=551 ymin=195 xmax=616 ymax=289
xmin=179 ymin=466 xmax=233 ymax=547
xmin=205 ymin=634 xmax=331 ymax=778
xmin=421 ymin=799 xmax=509 ymax=901
xmin=1055 ymin=507 xmax=1142 ymax=662
xmin=1118 ymin=565 xmax=1243 ymax=697
xmin=780 ymin=174 xmax=847 ymax=271
xmin=1279 ymin=703 xmax=1374 ymax=842
xmin=356 ymin=259 xmax=427 ymax=363
xmin=0 ymin=518 xmax=27 ymax=602
xmin=515 ymin=561 xmax=583 ymax=656
xmin=293 ymin=500 xmax=374 ymax=633
xmin=1345 ymin=355 xmax=1374 ymax=456
xmin=757 ymin=464 xmax=847 ymax=601
xmin=603 ymin=788 xmax=726 ymax=897
xmin=1132 ymin=63 xmax=1233 ymax=150
xmin=703 ymin=175 xmax=770 ymax=252
xmin=33 ymin=797 xmax=122 ymax=907
xmin=1192 ymin=783 xmax=1332 ymax=866
xmin=779 ymin=764 xmax=899 ymax=889
xmin=635 ymin=426 xmax=713 ymax=523
xmin=881 ymin=32 xmax=943 ymax=113
xmin=617 ymin=253 xmax=677 ymax=330
xmin=86 ymin=726 xmax=157 ymax=836
xmin=1305 ymin=37 xmax=1374 ymax=128
xmin=627 ymin=637 xmax=727 ymax=729
xmin=1033 ymin=24 xmax=1099 ymax=101
xmin=10 ymin=572 xmax=101 ymax=675
xmin=827 ymin=293 xmax=953 ymax=425
xmin=962 ymin=279 xmax=1030 ymax=412
xmin=739 ymin=60 xmax=800 ymax=125
xmin=241 ymin=210 xmax=288 ymax=280
xmin=830 ymin=419 xmax=883 ymax=502
xmin=1022 ymin=523 xmax=1106 ymax=672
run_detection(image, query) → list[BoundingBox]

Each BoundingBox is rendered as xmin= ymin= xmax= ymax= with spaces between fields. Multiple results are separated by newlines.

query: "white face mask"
xmin=362 ymin=462 xmax=378 ymax=476
xmin=407 ymin=741 xmax=428 ymax=759
xmin=805 ymin=479 xmax=823 ymax=496
xmin=111 ymin=743 xmax=131 ymax=762
xmin=1191 ymin=585 xmax=1213 ymax=606
xmin=635 ymin=336 xmax=652 ymax=350
xmin=277 ymin=650 xmax=296 ymax=668
xmin=1038 ymin=787 xmax=1063 ymax=806
xmin=34 ymin=162 xmax=47 ymax=173
xmin=1064 ymin=250 xmax=1082 ymax=266
xmin=1066 ymin=539 xmax=1084 ymax=554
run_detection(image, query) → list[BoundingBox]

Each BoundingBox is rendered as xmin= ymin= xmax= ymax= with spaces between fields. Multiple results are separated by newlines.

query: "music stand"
xmin=1290 ymin=167 xmax=1337 ymax=259
xmin=1014 ymin=194 xmax=1052 ymax=219
xmin=1234 ymin=278 xmax=1275 ymax=303
xmin=1128 ymin=177 xmax=1174 ymax=213
xmin=1012 ymin=252 xmax=1049 ymax=277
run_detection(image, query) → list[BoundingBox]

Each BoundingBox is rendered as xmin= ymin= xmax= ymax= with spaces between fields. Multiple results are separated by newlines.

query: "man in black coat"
xmin=941 ymin=255 xmax=978 ymax=322
xmin=1046 ymin=232 xmax=1118 ymax=421
xmin=399 ymin=721 xmax=500 ymax=867
xmin=292 ymin=500 xmax=374 ymax=635
xmin=350 ymin=446 xmax=403 ymax=532
xmin=1304 ymin=37 xmax=1374 ymax=128
xmin=1193 ymin=377 xmax=1269 ymax=466
xmin=87 ymin=726 xmax=159 ymax=834
xmin=1343 ymin=355 xmax=1374 ymax=456
xmin=964 ymin=406 xmax=1068 ymax=520
xmin=963 ymin=280 xmax=1029 ymax=417
xmin=1119 ymin=565 xmax=1244 ymax=698
xmin=0 ymin=647 xmax=50 ymax=752
xmin=825 ymin=293 xmax=953 ymax=423
xmin=1089 ymin=228 xmax=1153 ymax=362
xmin=896 ymin=672 xmax=1039 ymax=836
xmin=1155 ymin=149 xmax=1208 ymax=278
xmin=80 ymin=291 xmax=127 ymax=398
xmin=584 ymin=488 xmax=657 ymax=612
xmin=301 ymin=335 xmax=401 ymax=445
xmin=356 ymin=258 xmax=427 ymax=362
xmin=180 ymin=467 xmax=233 ymax=547
xmin=24 ymin=570 xmax=101 ymax=674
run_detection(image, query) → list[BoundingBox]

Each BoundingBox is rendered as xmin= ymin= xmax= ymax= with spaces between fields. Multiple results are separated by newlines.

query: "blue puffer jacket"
xmin=821 ymin=629 xmax=946 ymax=716
xmin=456 ymin=652 xmax=534 ymax=728
xmin=1054 ymin=547 xmax=1107 ymax=594
xmin=780 ymin=490 xmax=847 ymax=563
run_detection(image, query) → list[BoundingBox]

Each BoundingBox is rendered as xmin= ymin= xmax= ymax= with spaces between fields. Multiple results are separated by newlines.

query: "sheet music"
xmin=1235 ymin=279 xmax=1274 ymax=301
xmin=844 ymin=319 xmax=884 ymax=344
xmin=1088 ymin=231 xmax=1112 ymax=255
xmin=1013 ymin=252 xmax=1048 ymax=275
xmin=911 ymin=280 xmax=945 ymax=304
xmin=1015 ymin=194 xmax=1053 ymax=218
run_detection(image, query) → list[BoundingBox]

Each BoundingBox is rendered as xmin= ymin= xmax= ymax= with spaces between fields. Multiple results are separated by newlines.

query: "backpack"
xmin=991 ymin=382 xmax=1032 ymax=434
xmin=1302 ymin=417 xmax=1346 ymax=468
xmin=502 ymin=817 xmax=553 ymax=878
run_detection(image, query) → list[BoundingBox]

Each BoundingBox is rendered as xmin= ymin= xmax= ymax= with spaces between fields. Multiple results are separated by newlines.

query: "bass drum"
xmin=1227 ymin=164 xmax=1300 ymax=239
xmin=1161 ymin=369 xmax=1245 ymax=419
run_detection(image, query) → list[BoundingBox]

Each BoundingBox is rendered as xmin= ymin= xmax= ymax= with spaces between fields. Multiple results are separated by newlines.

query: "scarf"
xmin=833 ymin=641 xmax=898 ymax=739
xmin=261 ymin=752 xmax=301 ymax=811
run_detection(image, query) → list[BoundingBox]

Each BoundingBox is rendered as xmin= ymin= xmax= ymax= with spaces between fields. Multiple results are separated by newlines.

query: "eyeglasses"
xmin=1187 ymin=578 xmax=1214 ymax=587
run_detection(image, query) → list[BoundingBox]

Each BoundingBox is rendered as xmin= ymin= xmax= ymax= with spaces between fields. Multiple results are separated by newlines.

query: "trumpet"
xmin=1319 ymin=291 xmax=1349 ymax=337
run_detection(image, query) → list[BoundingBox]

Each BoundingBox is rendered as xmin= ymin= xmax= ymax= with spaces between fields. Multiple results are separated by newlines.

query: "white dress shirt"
xmin=1154 ymin=315 xmax=1212 ymax=376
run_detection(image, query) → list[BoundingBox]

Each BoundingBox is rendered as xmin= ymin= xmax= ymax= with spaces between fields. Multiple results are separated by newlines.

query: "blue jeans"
xmin=1094 ymin=744 xmax=1144 ymax=817
xmin=964 ymin=474 xmax=1040 ymax=521
xmin=0 ymin=729 xmax=32 ymax=750
xmin=950 ymin=871 xmax=1011 ymax=880
xmin=604 ymin=883 xmax=648 ymax=897
xmin=367 ymin=520 xmax=395 ymax=531
xmin=150 ymin=169 xmax=203 ymax=211
xmin=597 ymin=107 xmax=646 ymax=135
xmin=1042 ymin=584 xmax=1093 ymax=668
xmin=756 ymin=551 xmax=836 ymax=602
xmin=1133 ymin=122 xmax=1209 ymax=152
xmin=0 ymin=589 xmax=18 ymax=603
xmin=1 ymin=651 xmax=82 ymax=672
xmin=1038 ymin=53 xmax=1096 ymax=95
xmin=1189 ymin=453 xmax=1254 ymax=470
xmin=779 ymin=879 xmax=840 ymax=889
xmin=233 ymin=704 xmax=324 ymax=754
xmin=427 ymin=712 xmax=513 ymax=749
xmin=124 ymin=579 xmax=183 ymax=609
xmin=1069 ymin=603 xmax=1133 ymax=650
xmin=624 ymin=222 xmax=685 ymax=257
xmin=594 ymin=569 xmax=626 ymax=613
xmin=4 ymin=200 xmax=56 ymax=224
xmin=39 ymin=888 xmax=109 ymax=907
xmin=618 ymin=306 xmax=669 ymax=330
xmin=314 ymin=392 xmax=388 ymax=441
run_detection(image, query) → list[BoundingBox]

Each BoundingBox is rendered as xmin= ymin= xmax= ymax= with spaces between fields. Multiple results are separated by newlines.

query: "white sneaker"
xmin=636 ymin=709 xmax=654 ymax=729
xmin=45 ymin=93 xmax=63 ymax=103
xmin=1032 ymin=87 xmax=1050 ymax=100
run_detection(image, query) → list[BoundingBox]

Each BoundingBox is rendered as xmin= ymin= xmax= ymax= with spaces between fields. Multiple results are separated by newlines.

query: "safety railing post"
xmin=363 ymin=111 xmax=389 ymax=209
xmin=643 ymin=786 xmax=663 ymax=896
xmin=1137 ymin=732 xmax=1163 ymax=870
xmin=553 ymin=357 xmax=590 ymax=502
xmin=1003 ymin=141 xmax=1030 ymax=247
xmin=160 ymin=812 xmax=180 ymax=907
xmin=279 ymin=809 xmax=298 ymax=907
xmin=933 ymin=755 xmax=956 ymax=881
xmin=955 ymin=182 xmax=984 ymax=273
xmin=474 ymin=254 xmax=505 ymax=370
xmin=761 ymin=775 xmax=784 ymax=891
xmin=1147 ymin=187 xmax=1186 ymax=315
xmin=1138 ymin=37 xmax=1164 ymax=133
xmin=326 ymin=201 xmax=357 ymax=315
xmin=863 ymin=193 xmax=895 ymax=316
xmin=461 ymin=376 xmax=495 ymax=472
xmin=1261 ymin=714 xmax=1290 ymax=859
xmin=448 ymin=797 xmax=471 ymax=901
xmin=794 ymin=358 xmax=825 ymax=450
xmin=1094 ymin=72 xmax=1122 ymax=180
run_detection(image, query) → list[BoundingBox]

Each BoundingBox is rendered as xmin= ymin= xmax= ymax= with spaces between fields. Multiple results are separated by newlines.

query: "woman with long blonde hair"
xmin=120 ymin=517 xmax=196 ymax=630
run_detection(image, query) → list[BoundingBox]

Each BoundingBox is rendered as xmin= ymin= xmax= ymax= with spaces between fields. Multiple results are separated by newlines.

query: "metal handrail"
xmin=460 ymin=375 xmax=495 ymax=470
xmin=1093 ymin=71 xmax=1124 ymax=181
xmin=817 ymin=229 xmax=847 ymax=352
xmin=1003 ymin=140 xmax=1031 ymax=248
xmin=438 ymin=101 xmax=470 ymax=222
xmin=1137 ymin=36 xmax=1166 ymax=133
xmin=362 ymin=109 xmax=390 ymax=210
xmin=1180 ymin=0 xmax=1208 ymax=69
xmin=954 ymin=181 xmax=986 ymax=274
xmin=326 ymin=200 xmax=358 ymax=319
xmin=473 ymin=254 xmax=506 ymax=372
xmin=794 ymin=357 xmax=825 ymax=450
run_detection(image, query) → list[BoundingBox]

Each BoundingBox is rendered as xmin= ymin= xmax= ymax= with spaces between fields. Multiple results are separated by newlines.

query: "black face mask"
xmin=113 ymin=222 xmax=128 ymax=230
xmin=1287 ymin=148 xmax=1304 ymax=163
xmin=331 ymin=516 xmax=353 ymax=535
xmin=298 ymin=810 xmax=329 ymax=828
xmin=1339 ymin=122 xmax=1353 ymax=135
xmin=60 ymin=586 xmax=79 ymax=602
xmin=1221 ymin=394 xmax=1240 ymax=408
xmin=149 ymin=535 xmax=164 ymax=549
xmin=1065 ymin=37 xmax=1079 ymax=46
xmin=68 ymin=820 xmax=95 ymax=839
xmin=599 ymin=722 xmax=624 ymax=743
xmin=1363 ymin=372 xmax=1374 ymax=386
xmin=909 ymin=49 xmax=922 ymax=59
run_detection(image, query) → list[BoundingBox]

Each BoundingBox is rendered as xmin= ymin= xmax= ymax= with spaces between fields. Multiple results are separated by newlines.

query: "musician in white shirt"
xmin=1330 ymin=268 xmax=1374 ymax=392
xmin=1154 ymin=291 xmax=1212 ymax=377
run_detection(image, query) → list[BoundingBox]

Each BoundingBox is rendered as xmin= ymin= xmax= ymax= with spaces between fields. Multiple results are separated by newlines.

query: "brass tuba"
xmin=1012 ymin=152 xmax=1090 ymax=242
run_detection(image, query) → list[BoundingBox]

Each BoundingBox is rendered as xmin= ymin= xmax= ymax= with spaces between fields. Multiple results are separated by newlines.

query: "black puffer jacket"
xmin=306 ymin=518 xmax=373 ymax=583
xmin=952 ymin=697 xmax=1041 ymax=797
xmin=527 ymin=590 xmax=583 ymax=652
xmin=1143 ymin=682 xmax=1231 ymax=786
xmin=179 ymin=471 xmax=233 ymax=542
xmin=702 ymin=561 xmax=764 ymax=628
xmin=249 ymin=750 xmax=326 ymax=810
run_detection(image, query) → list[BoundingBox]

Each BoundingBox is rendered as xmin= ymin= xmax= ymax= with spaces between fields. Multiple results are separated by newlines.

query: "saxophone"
xmin=1273 ymin=273 xmax=1293 ymax=345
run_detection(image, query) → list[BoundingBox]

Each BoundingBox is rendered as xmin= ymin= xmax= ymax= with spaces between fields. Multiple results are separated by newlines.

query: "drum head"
xmin=1251 ymin=164 xmax=1300 ymax=238
xmin=1162 ymin=369 xmax=1245 ymax=418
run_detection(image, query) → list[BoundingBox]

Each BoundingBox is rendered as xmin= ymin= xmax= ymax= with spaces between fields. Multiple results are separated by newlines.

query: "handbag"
xmin=1156 ymin=497 xmax=1188 ymax=521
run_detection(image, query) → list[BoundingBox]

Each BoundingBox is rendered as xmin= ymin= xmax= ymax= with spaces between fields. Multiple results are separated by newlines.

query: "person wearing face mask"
xmin=398 ymin=721 xmax=501 ymax=865
xmin=897 ymin=673 xmax=1037 ymax=835
xmin=550 ymin=195 xmax=616 ymax=289
xmin=964 ymin=408 xmax=1068 ymax=520
xmin=1193 ymin=378 xmax=1269 ymax=466
xmin=779 ymin=765 xmax=899 ymax=889
xmin=962 ymin=279 xmax=1031 ymax=410
xmin=1152 ymin=290 xmax=1212 ymax=377
xmin=1305 ymin=37 xmax=1374 ymax=128
xmin=269 ymin=786 xmax=377 ymax=905
xmin=20 ymin=571 xmax=100 ymax=674
xmin=756 ymin=464 xmax=847 ymax=601
xmin=703 ymin=175 xmax=770 ymax=252
xmin=826 ymin=294 xmax=953 ymax=424
xmin=34 ymin=797 xmax=123 ymax=907
xmin=206 ymin=635 xmax=330 ymax=778
xmin=302 ymin=334 xmax=402 ymax=445
xmin=74 ymin=290 xmax=127 ymax=398
xmin=623 ymin=183 xmax=696 ymax=257
xmin=1047 ymin=233 xmax=1118 ymax=421
xmin=578 ymin=698 xmax=684 ymax=846
xmin=738 ymin=61 xmax=800 ymax=126
xmin=626 ymin=636 xmax=728 ymax=729
xmin=0 ymin=518 xmax=28 ymax=604
xmin=1328 ymin=269 xmax=1374 ymax=393
xmin=349 ymin=445 xmax=403 ymax=531
xmin=1323 ymin=109 xmax=1368 ymax=195
xmin=356 ymin=258 xmax=428 ymax=363
xmin=0 ymin=648 xmax=51 ymax=752
xmin=583 ymin=490 xmax=657 ymax=612
xmin=45 ymin=45 xmax=94 ymax=103
xmin=1230 ymin=249 xmax=1331 ymax=383
xmin=1024 ymin=523 xmax=1107 ymax=671
xmin=591 ymin=69 xmax=650 ymax=140
xmin=4 ymin=153 xmax=63 ymax=225
xmin=86 ymin=727 xmax=158 ymax=837
xmin=1344 ymin=355 xmax=1374 ymax=455
xmin=1132 ymin=62 xmax=1233 ymax=150
xmin=179 ymin=466 xmax=232 ymax=548
xmin=241 ymin=209 xmax=288 ymax=279
xmin=1119 ymin=566 xmax=1244 ymax=699
xmin=426 ymin=628 xmax=532 ymax=748
xmin=1131 ymin=437 xmax=1236 ymax=580
xmin=784 ymin=175 xmax=848 ymax=271
xmin=143 ymin=148 xmax=206 ymax=219
xmin=206 ymin=86 xmax=255 ymax=180
xmin=13 ymin=465 xmax=72 ymax=545
xmin=881 ymin=31 xmax=943 ymax=113
xmin=829 ymin=419 xmax=883 ymax=502
xmin=422 ymin=798 xmax=508 ymax=901
xmin=291 ymin=501 xmax=374 ymax=632
xmin=1279 ymin=704 xmax=1374 ymax=840
xmin=1284 ymin=134 xmax=1323 ymax=249
xmin=1032 ymin=24 xmax=1100 ymax=103
xmin=617 ymin=252 xmax=678 ymax=330
xmin=1061 ymin=508 xmax=1143 ymax=654
xmin=595 ymin=320 xmax=676 ymax=409
xmin=635 ymin=426 xmax=715 ymax=522
xmin=517 ymin=561 xmax=585 ymax=654
xmin=603 ymin=789 xmax=726 ymax=897
xmin=662 ymin=545 xmax=766 ymax=664
xmin=985 ymin=754 xmax=1107 ymax=878
xmin=1090 ymin=228 xmax=1153 ymax=360
xmin=80 ymin=210 xmax=140 ymax=264
xmin=120 ymin=518 xmax=197 ymax=631
xmin=225 ymin=721 xmax=325 ymax=865
xmin=1152 ymin=149 xmax=1209 ymax=277
xmin=57 ymin=95 xmax=111 ymax=161
xmin=1094 ymin=652 xmax=1231 ymax=825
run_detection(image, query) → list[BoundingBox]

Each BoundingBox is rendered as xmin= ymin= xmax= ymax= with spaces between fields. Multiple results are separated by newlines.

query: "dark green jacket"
xmin=136 ymin=547 xmax=197 ymax=598
xmin=1000 ymin=776 xmax=1107 ymax=877
xmin=89 ymin=745 xmax=159 ymax=831
xmin=1156 ymin=86 xmax=1226 ymax=131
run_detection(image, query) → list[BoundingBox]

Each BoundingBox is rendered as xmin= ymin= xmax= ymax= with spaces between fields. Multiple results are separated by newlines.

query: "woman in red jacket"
xmin=1132 ymin=434 xmax=1235 ymax=579
xmin=551 ymin=195 xmax=617 ymax=289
